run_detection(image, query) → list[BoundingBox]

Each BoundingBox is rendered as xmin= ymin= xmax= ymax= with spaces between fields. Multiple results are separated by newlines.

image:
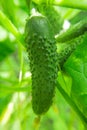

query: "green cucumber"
xmin=57 ymin=34 xmax=85 ymax=68
xmin=25 ymin=15 xmax=58 ymax=115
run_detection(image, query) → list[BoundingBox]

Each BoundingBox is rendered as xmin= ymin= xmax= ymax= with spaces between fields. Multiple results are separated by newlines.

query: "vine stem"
xmin=32 ymin=0 xmax=87 ymax=10
xmin=56 ymin=80 xmax=87 ymax=127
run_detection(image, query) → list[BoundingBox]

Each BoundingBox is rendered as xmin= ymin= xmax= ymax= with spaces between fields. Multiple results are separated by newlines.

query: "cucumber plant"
xmin=0 ymin=0 xmax=87 ymax=129
xmin=25 ymin=14 xmax=86 ymax=115
xmin=24 ymin=3 xmax=87 ymax=118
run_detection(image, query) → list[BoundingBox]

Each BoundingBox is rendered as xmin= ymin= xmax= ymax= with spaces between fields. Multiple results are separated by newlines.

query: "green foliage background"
xmin=0 ymin=0 xmax=87 ymax=130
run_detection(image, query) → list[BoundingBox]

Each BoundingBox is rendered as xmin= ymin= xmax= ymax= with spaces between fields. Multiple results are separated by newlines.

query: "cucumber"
xmin=25 ymin=15 xmax=58 ymax=115
xmin=57 ymin=34 xmax=85 ymax=68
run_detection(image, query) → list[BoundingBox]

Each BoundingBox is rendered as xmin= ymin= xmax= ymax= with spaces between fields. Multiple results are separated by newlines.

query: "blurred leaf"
xmin=64 ymin=33 xmax=87 ymax=118
xmin=0 ymin=38 xmax=15 ymax=62
xmin=62 ymin=8 xmax=80 ymax=20
xmin=32 ymin=0 xmax=87 ymax=10
xmin=70 ymin=11 xmax=87 ymax=24
xmin=0 ymin=0 xmax=17 ymax=25
xmin=0 ymin=94 xmax=12 ymax=115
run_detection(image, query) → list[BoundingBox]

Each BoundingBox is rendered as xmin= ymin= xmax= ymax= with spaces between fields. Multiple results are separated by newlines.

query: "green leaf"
xmin=56 ymin=17 xmax=87 ymax=43
xmin=70 ymin=11 xmax=87 ymax=25
xmin=64 ymin=34 xmax=87 ymax=118
xmin=0 ymin=0 xmax=17 ymax=25
xmin=0 ymin=38 xmax=15 ymax=62
xmin=0 ymin=94 xmax=12 ymax=115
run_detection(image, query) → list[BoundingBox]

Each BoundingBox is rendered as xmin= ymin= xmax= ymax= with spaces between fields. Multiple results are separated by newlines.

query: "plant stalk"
xmin=32 ymin=0 xmax=87 ymax=10
xmin=56 ymin=17 xmax=87 ymax=43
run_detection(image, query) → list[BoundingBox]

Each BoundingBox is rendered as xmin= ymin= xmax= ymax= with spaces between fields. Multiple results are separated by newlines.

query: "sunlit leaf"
xmin=64 ymin=34 xmax=87 ymax=118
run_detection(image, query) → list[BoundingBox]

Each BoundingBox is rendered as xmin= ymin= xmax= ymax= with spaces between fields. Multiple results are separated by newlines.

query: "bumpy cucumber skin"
xmin=40 ymin=5 xmax=63 ymax=35
xmin=57 ymin=35 xmax=85 ymax=68
xmin=25 ymin=16 xmax=58 ymax=115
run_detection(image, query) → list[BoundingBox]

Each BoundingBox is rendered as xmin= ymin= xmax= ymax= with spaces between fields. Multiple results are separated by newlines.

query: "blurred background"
xmin=0 ymin=0 xmax=87 ymax=129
